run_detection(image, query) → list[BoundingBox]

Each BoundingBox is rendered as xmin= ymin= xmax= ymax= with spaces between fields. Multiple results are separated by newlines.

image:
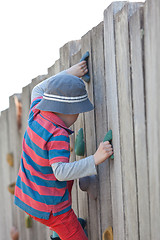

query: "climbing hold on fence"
xmin=79 ymin=175 xmax=98 ymax=200
xmin=14 ymin=95 xmax=22 ymax=131
xmin=80 ymin=51 xmax=90 ymax=83
xmin=103 ymin=226 xmax=113 ymax=240
xmin=103 ymin=130 xmax=114 ymax=160
xmin=25 ymin=215 xmax=32 ymax=228
xmin=75 ymin=128 xmax=85 ymax=156
xmin=8 ymin=182 xmax=16 ymax=195
xmin=6 ymin=153 xmax=14 ymax=167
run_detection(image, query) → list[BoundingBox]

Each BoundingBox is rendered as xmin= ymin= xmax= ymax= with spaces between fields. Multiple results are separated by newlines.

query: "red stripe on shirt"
xmin=23 ymin=139 xmax=49 ymax=167
xmin=19 ymin=168 xmax=66 ymax=196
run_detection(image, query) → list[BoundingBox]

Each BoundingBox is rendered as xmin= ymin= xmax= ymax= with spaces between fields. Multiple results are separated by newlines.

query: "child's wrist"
xmin=93 ymin=154 xmax=99 ymax=166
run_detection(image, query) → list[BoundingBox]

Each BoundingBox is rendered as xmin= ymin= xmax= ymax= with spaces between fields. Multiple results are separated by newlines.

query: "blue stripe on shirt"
xmin=14 ymin=196 xmax=50 ymax=219
xmin=49 ymin=148 xmax=70 ymax=159
xmin=21 ymin=159 xmax=66 ymax=188
xmin=28 ymin=118 xmax=70 ymax=143
xmin=24 ymin=131 xmax=48 ymax=159
xmin=23 ymin=151 xmax=53 ymax=174
xmin=16 ymin=176 xmax=69 ymax=205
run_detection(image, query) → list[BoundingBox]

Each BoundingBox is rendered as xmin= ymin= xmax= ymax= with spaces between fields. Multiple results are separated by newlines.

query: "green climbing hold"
xmin=25 ymin=215 xmax=32 ymax=228
xmin=103 ymin=130 xmax=114 ymax=160
xmin=75 ymin=128 xmax=85 ymax=156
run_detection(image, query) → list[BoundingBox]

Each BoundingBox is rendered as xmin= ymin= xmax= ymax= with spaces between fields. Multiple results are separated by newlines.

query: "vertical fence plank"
xmin=0 ymin=114 xmax=6 ymax=239
xmin=81 ymin=30 xmax=101 ymax=240
xmin=48 ymin=59 xmax=60 ymax=77
xmin=48 ymin=60 xmax=59 ymax=77
xmin=6 ymin=107 xmax=15 ymax=237
xmin=8 ymin=94 xmax=26 ymax=240
xmin=0 ymin=109 xmax=12 ymax=240
xmin=91 ymin=21 xmax=113 ymax=238
xmin=114 ymin=3 xmax=142 ymax=240
xmin=60 ymin=40 xmax=81 ymax=71
xmin=144 ymin=0 xmax=160 ymax=239
xmin=129 ymin=5 xmax=151 ymax=240
xmin=104 ymin=2 xmax=127 ymax=240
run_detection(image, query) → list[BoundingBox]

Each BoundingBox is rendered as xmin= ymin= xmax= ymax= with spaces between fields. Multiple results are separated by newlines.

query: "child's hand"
xmin=66 ymin=61 xmax=88 ymax=78
xmin=94 ymin=141 xmax=113 ymax=165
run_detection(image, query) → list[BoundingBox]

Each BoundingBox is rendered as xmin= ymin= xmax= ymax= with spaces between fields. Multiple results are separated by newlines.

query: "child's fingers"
xmin=103 ymin=141 xmax=112 ymax=148
xmin=84 ymin=68 xmax=88 ymax=74
xmin=82 ymin=65 xmax=88 ymax=70
xmin=80 ymin=60 xmax=86 ymax=64
xmin=109 ymin=151 xmax=113 ymax=156
xmin=80 ymin=61 xmax=87 ymax=67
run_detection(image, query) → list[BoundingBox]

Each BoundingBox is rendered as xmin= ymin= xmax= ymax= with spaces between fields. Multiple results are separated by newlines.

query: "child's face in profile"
xmin=54 ymin=112 xmax=79 ymax=128
xmin=67 ymin=113 xmax=79 ymax=127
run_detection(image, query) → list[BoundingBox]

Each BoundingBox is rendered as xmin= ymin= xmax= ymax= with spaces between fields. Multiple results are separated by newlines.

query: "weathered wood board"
xmin=104 ymin=2 xmax=127 ymax=240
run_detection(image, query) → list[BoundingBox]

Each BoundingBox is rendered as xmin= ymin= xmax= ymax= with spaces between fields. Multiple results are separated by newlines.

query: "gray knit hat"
xmin=36 ymin=73 xmax=94 ymax=114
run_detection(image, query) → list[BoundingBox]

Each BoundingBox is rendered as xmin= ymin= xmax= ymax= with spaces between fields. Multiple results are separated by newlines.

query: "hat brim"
xmin=36 ymin=98 xmax=94 ymax=114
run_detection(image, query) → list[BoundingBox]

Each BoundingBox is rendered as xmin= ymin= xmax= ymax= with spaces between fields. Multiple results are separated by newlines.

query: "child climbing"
xmin=14 ymin=56 xmax=113 ymax=240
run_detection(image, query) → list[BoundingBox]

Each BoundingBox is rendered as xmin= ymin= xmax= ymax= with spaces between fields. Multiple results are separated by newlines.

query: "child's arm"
xmin=52 ymin=155 xmax=97 ymax=181
xmin=31 ymin=71 xmax=66 ymax=101
xmin=52 ymin=141 xmax=113 ymax=181
xmin=31 ymin=61 xmax=87 ymax=101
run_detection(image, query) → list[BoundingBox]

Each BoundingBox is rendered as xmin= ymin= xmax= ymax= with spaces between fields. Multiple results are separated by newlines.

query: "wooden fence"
xmin=0 ymin=0 xmax=160 ymax=239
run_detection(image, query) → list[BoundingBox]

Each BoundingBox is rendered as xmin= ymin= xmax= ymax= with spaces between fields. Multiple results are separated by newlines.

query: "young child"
xmin=14 ymin=60 xmax=113 ymax=240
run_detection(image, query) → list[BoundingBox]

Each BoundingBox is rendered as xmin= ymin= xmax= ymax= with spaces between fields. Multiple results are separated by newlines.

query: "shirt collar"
xmin=40 ymin=111 xmax=74 ymax=135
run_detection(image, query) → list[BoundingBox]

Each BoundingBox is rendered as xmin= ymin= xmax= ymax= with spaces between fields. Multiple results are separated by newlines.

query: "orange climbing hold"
xmin=103 ymin=226 xmax=113 ymax=240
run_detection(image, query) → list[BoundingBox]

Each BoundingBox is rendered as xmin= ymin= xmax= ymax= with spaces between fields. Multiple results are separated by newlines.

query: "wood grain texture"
xmin=114 ymin=3 xmax=141 ymax=240
xmin=104 ymin=2 xmax=127 ymax=240
xmin=91 ymin=21 xmax=112 ymax=238
xmin=0 ymin=110 xmax=12 ymax=239
xmin=0 ymin=1 xmax=160 ymax=239
xmin=144 ymin=0 xmax=160 ymax=239
xmin=129 ymin=5 xmax=150 ymax=240
xmin=81 ymin=30 xmax=101 ymax=240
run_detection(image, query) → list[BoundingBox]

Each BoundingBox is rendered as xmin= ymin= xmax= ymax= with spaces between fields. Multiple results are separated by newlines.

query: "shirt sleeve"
xmin=47 ymin=134 xmax=70 ymax=165
xmin=31 ymin=70 xmax=67 ymax=101
xmin=51 ymin=155 xmax=97 ymax=181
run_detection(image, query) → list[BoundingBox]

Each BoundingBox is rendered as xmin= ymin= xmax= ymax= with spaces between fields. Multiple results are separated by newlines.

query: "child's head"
xmin=53 ymin=112 xmax=79 ymax=128
xmin=36 ymin=73 xmax=94 ymax=123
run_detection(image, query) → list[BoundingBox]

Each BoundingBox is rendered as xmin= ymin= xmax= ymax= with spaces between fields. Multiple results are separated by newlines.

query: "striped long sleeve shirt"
xmin=14 ymin=72 xmax=97 ymax=219
xmin=14 ymin=97 xmax=74 ymax=218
